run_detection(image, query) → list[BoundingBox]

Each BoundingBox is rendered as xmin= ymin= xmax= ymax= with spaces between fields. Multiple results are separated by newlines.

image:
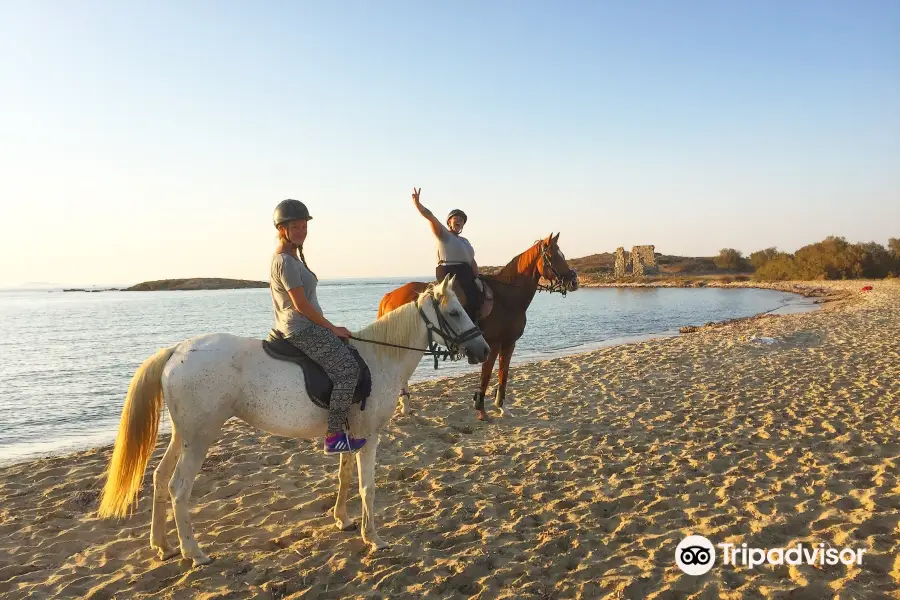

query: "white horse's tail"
xmin=98 ymin=345 xmax=175 ymax=519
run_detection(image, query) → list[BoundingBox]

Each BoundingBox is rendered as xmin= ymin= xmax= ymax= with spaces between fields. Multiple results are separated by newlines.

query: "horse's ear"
xmin=438 ymin=273 xmax=451 ymax=293
xmin=552 ymin=232 xmax=560 ymax=244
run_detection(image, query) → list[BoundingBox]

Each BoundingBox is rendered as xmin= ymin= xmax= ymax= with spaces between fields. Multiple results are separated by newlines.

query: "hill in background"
xmin=482 ymin=236 xmax=900 ymax=282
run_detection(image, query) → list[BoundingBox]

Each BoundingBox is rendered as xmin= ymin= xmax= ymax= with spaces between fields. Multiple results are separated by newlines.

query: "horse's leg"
xmin=169 ymin=436 xmax=215 ymax=567
xmin=355 ymin=438 xmax=388 ymax=550
xmin=495 ymin=341 xmax=517 ymax=418
xmin=475 ymin=345 xmax=500 ymax=421
xmin=397 ymin=387 xmax=411 ymax=416
xmin=150 ymin=427 xmax=182 ymax=561
xmin=334 ymin=451 xmax=356 ymax=531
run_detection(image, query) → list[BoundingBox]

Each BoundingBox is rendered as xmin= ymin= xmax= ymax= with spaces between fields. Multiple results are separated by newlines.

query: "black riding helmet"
xmin=446 ymin=209 xmax=467 ymax=227
xmin=273 ymin=199 xmax=312 ymax=227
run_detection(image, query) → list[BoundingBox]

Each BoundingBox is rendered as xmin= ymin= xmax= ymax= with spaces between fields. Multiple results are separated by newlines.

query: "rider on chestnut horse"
xmin=381 ymin=198 xmax=580 ymax=420
xmin=411 ymin=188 xmax=483 ymax=323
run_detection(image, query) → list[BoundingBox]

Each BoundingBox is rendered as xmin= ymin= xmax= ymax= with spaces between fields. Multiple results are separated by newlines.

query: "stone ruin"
xmin=614 ymin=245 xmax=658 ymax=278
xmin=615 ymin=247 xmax=628 ymax=278
xmin=632 ymin=245 xmax=657 ymax=276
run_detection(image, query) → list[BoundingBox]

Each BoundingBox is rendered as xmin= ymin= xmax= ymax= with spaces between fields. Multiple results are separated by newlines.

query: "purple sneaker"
xmin=324 ymin=432 xmax=367 ymax=455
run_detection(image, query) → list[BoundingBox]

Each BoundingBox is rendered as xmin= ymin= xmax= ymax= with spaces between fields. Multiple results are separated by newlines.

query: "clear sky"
xmin=1 ymin=1 xmax=897 ymax=286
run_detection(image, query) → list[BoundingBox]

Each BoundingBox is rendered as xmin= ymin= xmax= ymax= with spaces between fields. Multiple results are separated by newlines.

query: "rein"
xmin=349 ymin=290 xmax=482 ymax=370
xmin=348 ymin=335 xmax=461 ymax=369
xmin=537 ymin=279 xmax=571 ymax=296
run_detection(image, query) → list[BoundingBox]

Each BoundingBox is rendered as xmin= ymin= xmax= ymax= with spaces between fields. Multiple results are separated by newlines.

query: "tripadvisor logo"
xmin=676 ymin=535 xmax=716 ymax=575
xmin=675 ymin=535 xmax=866 ymax=575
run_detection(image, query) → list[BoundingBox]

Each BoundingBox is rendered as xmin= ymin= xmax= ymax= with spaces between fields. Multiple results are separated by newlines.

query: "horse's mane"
xmin=351 ymin=291 xmax=424 ymax=361
xmin=492 ymin=241 xmax=543 ymax=284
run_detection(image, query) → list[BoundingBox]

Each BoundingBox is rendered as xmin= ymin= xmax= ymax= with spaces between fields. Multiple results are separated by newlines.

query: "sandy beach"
xmin=1 ymin=279 xmax=897 ymax=599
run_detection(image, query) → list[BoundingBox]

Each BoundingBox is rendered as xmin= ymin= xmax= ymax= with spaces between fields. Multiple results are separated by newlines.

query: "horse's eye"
xmin=449 ymin=310 xmax=460 ymax=317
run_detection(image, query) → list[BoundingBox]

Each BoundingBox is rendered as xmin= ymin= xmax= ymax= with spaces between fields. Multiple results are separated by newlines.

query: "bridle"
xmin=349 ymin=286 xmax=482 ymax=369
xmin=536 ymin=241 xmax=578 ymax=296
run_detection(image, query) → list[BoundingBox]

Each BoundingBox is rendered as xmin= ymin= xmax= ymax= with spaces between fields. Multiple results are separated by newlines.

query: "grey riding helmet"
xmin=446 ymin=209 xmax=467 ymax=226
xmin=273 ymin=199 xmax=312 ymax=227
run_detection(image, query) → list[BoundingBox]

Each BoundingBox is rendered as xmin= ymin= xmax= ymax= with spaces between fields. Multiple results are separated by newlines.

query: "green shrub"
xmin=749 ymin=247 xmax=779 ymax=268
xmin=752 ymin=236 xmax=899 ymax=281
xmin=714 ymin=248 xmax=750 ymax=272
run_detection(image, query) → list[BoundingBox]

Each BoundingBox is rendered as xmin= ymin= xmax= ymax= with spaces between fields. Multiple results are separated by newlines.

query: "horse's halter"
xmin=536 ymin=241 xmax=578 ymax=296
xmin=416 ymin=286 xmax=483 ymax=367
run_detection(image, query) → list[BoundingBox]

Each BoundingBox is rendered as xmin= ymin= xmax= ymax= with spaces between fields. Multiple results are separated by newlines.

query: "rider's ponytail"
xmin=297 ymin=245 xmax=317 ymax=281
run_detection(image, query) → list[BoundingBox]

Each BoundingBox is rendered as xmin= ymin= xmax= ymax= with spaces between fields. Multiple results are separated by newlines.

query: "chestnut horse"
xmin=377 ymin=233 xmax=579 ymax=420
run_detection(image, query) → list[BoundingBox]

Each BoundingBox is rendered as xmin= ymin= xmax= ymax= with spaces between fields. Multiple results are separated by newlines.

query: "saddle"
xmin=475 ymin=277 xmax=495 ymax=320
xmin=261 ymin=330 xmax=372 ymax=411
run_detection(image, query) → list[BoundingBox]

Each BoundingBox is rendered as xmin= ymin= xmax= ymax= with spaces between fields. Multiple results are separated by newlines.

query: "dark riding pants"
xmin=436 ymin=263 xmax=481 ymax=322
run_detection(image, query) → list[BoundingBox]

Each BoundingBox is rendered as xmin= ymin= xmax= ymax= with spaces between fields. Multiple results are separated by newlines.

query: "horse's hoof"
xmin=337 ymin=520 xmax=359 ymax=532
xmin=476 ymin=410 xmax=488 ymax=421
xmin=157 ymin=547 xmax=180 ymax=561
xmin=368 ymin=538 xmax=390 ymax=551
xmin=191 ymin=554 xmax=214 ymax=568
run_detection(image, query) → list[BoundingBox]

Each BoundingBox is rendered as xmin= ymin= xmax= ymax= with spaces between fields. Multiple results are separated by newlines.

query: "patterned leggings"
xmin=287 ymin=321 xmax=361 ymax=433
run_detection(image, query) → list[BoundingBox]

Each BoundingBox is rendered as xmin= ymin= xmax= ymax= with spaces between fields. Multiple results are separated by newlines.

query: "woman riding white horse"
xmin=98 ymin=212 xmax=489 ymax=566
xmin=270 ymin=199 xmax=366 ymax=454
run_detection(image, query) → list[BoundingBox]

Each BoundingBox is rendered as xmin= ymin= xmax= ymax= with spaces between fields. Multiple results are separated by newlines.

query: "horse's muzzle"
xmin=565 ymin=270 xmax=579 ymax=291
xmin=465 ymin=340 xmax=490 ymax=363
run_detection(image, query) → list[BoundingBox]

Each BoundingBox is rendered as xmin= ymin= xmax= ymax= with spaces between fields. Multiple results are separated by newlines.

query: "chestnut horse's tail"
xmin=98 ymin=345 xmax=176 ymax=519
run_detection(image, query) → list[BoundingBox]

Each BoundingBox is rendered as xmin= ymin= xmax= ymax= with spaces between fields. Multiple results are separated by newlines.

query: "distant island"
xmin=124 ymin=278 xmax=269 ymax=291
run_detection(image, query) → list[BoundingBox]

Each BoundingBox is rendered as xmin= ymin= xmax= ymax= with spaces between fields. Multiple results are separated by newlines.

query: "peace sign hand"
xmin=411 ymin=187 xmax=421 ymax=206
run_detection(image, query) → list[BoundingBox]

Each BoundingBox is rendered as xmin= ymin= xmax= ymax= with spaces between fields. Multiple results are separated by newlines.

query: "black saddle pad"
xmin=261 ymin=329 xmax=372 ymax=411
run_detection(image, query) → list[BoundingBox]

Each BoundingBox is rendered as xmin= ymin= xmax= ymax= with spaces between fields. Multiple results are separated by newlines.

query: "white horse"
xmin=98 ymin=275 xmax=489 ymax=567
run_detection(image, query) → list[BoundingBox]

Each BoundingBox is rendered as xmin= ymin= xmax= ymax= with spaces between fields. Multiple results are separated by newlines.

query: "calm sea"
xmin=0 ymin=280 xmax=816 ymax=464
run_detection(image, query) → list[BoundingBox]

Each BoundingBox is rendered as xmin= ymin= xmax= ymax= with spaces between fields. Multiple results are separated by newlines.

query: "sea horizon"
xmin=0 ymin=275 xmax=437 ymax=292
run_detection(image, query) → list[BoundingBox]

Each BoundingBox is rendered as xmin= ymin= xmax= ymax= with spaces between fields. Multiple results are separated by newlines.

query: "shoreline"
xmin=1 ymin=285 xmax=822 ymax=467
xmin=0 ymin=279 xmax=897 ymax=598
xmin=579 ymin=276 xmax=851 ymax=297
xmin=0 ymin=281 xmax=863 ymax=468
xmin=0 ymin=328 xmax=690 ymax=467
xmin=0 ymin=279 xmax=878 ymax=463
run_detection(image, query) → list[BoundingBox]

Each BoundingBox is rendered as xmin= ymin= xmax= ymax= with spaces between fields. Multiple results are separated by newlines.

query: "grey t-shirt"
xmin=435 ymin=226 xmax=475 ymax=265
xmin=270 ymin=252 xmax=322 ymax=336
